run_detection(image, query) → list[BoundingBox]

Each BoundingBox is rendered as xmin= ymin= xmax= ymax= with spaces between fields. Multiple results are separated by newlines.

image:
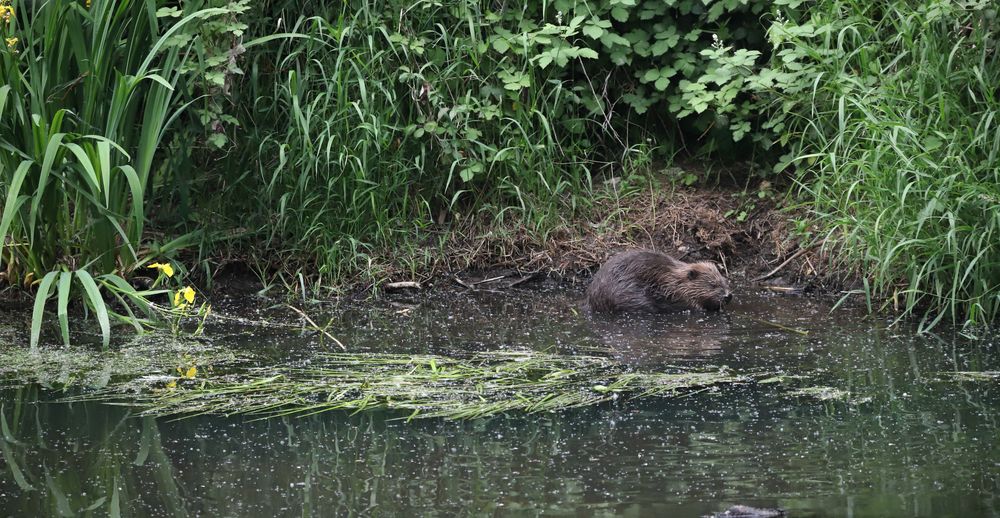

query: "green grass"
xmin=210 ymin=2 xmax=612 ymax=287
xmin=765 ymin=0 xmax=1000 ymax=329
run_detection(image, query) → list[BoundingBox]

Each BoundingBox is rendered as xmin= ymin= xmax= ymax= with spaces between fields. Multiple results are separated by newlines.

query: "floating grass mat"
xmin=77 ymin=351 xmax=752 ymax=420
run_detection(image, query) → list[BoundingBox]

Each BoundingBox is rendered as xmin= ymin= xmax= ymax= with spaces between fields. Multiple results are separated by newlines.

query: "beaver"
xmin=586 ymin=250 xmax=732 ymax=313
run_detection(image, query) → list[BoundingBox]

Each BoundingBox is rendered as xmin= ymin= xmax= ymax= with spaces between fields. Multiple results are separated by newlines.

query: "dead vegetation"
xmin=352 ymin=185 xmax=855 ymax=295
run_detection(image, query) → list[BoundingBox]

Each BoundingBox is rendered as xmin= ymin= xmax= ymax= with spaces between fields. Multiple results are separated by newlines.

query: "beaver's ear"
xmin=687 ymin=268 xmax=699 ymax=280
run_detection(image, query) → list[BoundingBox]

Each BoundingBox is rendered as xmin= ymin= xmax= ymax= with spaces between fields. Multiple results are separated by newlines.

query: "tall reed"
xmin=0 ymin=0 xmax=225 ymax=346
xmin=765 ymin=0 xmax=1000 ymax=329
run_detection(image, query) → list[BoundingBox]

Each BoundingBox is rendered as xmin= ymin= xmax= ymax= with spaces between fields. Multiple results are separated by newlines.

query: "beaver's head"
xmin=677 ymin=261 xmax=732 ymax=311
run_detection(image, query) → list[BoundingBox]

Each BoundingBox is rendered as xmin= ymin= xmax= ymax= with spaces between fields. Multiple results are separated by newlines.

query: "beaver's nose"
xmin=724 ymin=293 xmax=733 ymax=303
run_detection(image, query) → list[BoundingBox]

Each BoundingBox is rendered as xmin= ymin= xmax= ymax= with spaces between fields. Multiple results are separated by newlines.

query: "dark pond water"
xmin=0 ymin=287 xmax=998 ymax=517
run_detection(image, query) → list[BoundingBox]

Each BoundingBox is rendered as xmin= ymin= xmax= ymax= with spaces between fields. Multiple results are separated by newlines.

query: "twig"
xmin=471 ymin=275 xmax=505 ymax=286
xmin=753 ymin=247 xmax=809 ymax=282
xmin=286 ymin=305 xmax=346 ymax=350
xmin=508 ymin=274 xmax=536 ymax=288
xmin=452 ymin=276 xmax=475 ymax=290
xmin=765 ymin=286 xmax=803 ymax=294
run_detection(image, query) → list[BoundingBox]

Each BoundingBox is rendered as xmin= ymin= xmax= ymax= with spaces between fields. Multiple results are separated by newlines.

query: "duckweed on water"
xmin=72 ymin=351 xmax=754 ymax=420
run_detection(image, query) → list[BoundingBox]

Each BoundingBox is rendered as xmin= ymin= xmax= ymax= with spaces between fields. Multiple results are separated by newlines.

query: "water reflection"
xmin=0 ymin=288 xmax=998 ymax=517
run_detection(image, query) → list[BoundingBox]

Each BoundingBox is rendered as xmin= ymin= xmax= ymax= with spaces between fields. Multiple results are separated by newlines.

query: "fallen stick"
xmin=384 ymin=281 xmax=422 ymax=290
xmin=508 ymin=274 xmax=537 ymax=288
xmin=753 ymin=248 xmax=809 ymax=282
xmin=471 ymin=275 xmax=505 ymax=286
xmin=765 ymin=286 xmax=803 ymax=294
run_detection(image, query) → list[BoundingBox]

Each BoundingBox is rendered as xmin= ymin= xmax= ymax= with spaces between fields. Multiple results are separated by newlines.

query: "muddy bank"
xmin=347 ymin=184 xmax=856 ymax=296
xmin=1 ymin=182 xmax=854 ymax=309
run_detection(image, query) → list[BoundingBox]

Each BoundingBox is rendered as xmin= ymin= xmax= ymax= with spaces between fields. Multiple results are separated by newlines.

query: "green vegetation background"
xmin=0 ymin=0 xmax=998 ymax=344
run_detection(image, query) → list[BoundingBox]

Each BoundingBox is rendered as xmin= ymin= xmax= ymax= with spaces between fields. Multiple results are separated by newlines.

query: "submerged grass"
xmin=74 ymin=350 xmax=750 ymax=420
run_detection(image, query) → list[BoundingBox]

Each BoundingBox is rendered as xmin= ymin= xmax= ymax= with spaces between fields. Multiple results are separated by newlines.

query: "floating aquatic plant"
xmin=75 ymin=351 xmax=753 ymax=420
xmin=940 ymin=371 xmax=1000 ymax=383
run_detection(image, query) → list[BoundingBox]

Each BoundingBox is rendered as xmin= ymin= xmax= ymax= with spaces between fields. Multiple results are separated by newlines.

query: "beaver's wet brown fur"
xmin=586 ymin=250 xmax=732 ymax=313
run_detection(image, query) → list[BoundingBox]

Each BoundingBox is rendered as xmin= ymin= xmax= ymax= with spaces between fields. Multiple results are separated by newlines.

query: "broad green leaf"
xmin=63 ymin=143 xmax=101 ymax=195
xmin=28 ymin=132 xmax=66 ymax=237
xmin=0 ymin=85 xmax=10 ymax=116
xmin=76 ymin=270 xmax=111 ymax=349
xmin=30 ymin=271 xmax=59 ymax=350
xmin=0 ymin=161 xmax=34 ymax=258
xmin=118 ymin=165 xmax=145 ymax=252
xmin=56 ymin=272 xmax=72 ymax=346
xmin=582 ymin=23 xmax=605 ymax=39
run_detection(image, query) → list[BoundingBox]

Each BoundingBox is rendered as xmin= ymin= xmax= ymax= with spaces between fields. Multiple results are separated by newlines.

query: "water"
xmin=1 ymin=287 xmax=998 ymax=517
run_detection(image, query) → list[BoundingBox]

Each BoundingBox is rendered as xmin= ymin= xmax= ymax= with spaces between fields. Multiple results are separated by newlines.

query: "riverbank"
xmin=206 ymin=174 xmax=855 ymax=302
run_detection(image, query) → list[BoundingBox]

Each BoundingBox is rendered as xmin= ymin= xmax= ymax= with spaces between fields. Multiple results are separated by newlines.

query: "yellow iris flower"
xmin=147 ymin=262 xmax=175 ymax=277
xmin=173 ymin=286 xmax=196 ymax=307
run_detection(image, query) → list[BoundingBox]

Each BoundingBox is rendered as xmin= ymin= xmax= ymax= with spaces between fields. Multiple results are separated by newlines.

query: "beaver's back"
xmin=586 ymin=250 xmax=731 ymax=313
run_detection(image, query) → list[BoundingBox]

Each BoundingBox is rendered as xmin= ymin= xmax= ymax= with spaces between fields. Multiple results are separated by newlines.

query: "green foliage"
xmin=480 ymin=0 xmax=772 ymax=152
xmin=751 ymin=0 xmax=1000 ymax=329
xmin=0 ymin=0 xmax=230 ymax=346
xmin=218 ymin=2 xmax=603 ymax=281
xmin=211 ymin=0 xmax=779 ymax=283
xmin=4 ymin=0 xmax=996 ymax=340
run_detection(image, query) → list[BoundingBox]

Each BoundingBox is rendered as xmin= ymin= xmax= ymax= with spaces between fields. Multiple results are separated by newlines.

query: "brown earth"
xmin=346 ymin=184 xmax=857 ymax=295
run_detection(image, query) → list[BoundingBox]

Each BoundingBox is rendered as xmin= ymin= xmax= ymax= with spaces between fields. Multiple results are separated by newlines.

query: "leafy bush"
xmin=214 ymin=0 xmax=777 ymax=282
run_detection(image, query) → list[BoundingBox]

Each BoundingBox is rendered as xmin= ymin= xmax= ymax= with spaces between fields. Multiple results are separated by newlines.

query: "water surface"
xmin=0 ymin=287 xmax=997 ymax=517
